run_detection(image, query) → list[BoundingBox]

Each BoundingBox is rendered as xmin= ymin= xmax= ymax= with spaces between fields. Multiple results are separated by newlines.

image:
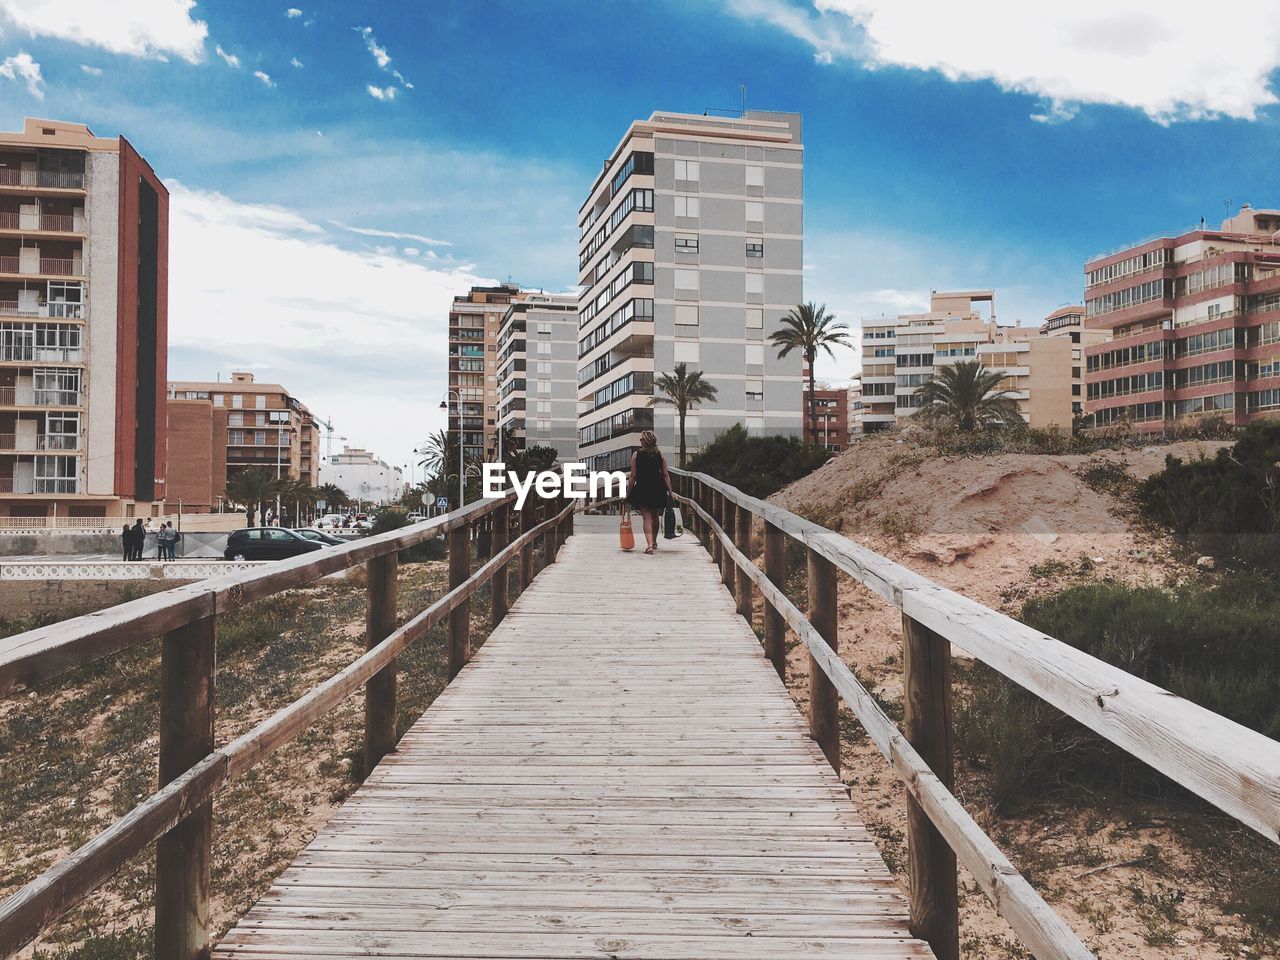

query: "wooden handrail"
xmin=673 ymin=468 xmax=1280 ymax=846
xmin=0 ymin=495 xmax=575 ymax=958
xmin=672 ymin=466 xmax=1280 ymax=960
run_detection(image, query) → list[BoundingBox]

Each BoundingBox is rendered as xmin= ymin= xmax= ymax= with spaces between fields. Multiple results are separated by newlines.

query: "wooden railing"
xmin=0 ymin=491 xmax=576 ymax=959
xmin=670 ymin=468 xmax=1280 ymax=960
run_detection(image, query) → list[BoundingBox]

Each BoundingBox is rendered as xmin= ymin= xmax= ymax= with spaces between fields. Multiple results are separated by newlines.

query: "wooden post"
xmin=710 ymin=491 xmax=723 ymax=569
xmin=448 ymin=522 xmax=470 ymax=679
xmin=519 ymin=500 xmax=535 ymax=592
xmin=155 ymin=615 xmax=215 ymax=960
xmin=902 ymin=613 xmax=959 ymax=960
xmin=491 ymin=503 xmax=509 ymax=627
xmin=363 ymin=552 xmax=399 ymax=773
xmin=807 ymin=548 xmax=839 ymax=773
xmin=763 ymin=522 xmax=787 ymax=680
xmin=543 ymin=498 xmax=556 ymax=564
xmin=721 ymin=499 xmax=736 ymax=591
xmin=734 ymin=505 xmax=752 ymax=620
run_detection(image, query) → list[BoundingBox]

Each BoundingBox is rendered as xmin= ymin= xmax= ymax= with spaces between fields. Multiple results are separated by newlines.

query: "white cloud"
xmin=79 ymin=63 xmax=102 ymax=76
xmin=290 ymin=56 xmax=303 ymax=68
xmin=356 ymin=25 xmax=390 ymax=68
xmin=214 ymin=44 xmax=240 ymax=69
xmin=166 ymin=181 xmax=488 ymax=473
xmin=0 ymin=51 xmax=43 ymax=99
xmin=253 ymin=70 xmax=274 ymax=87
xmin=366 ymin=83 xmax=396 ymax=101
xmin=285 ymin=7 xmax=302 ymax=17
xmin=328 ymin=220 xmax=452 ymax=247
xmin=0 ymin=0 xmax=207 ymax=63
xmin=728 ymin=0 xmax=1280 ymax=122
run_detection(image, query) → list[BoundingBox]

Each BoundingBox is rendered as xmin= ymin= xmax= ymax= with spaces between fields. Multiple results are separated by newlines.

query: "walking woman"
xmin=626 ymin=430 xmax=673 ymax=555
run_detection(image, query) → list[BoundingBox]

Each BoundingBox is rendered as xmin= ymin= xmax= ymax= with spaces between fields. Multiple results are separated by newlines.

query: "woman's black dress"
xmin=627 ymin=449 xmax=669 ymax=510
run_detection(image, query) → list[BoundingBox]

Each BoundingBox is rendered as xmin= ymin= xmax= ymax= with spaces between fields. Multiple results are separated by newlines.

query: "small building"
xmin=319 ymin=446 xmax=403 ymax=506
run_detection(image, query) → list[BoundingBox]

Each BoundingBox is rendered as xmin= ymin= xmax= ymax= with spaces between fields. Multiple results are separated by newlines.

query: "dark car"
xmin=294 ymin=527 xmax=345 ymax=546
xmin=224 ymin=527 xmax=327 ymax=561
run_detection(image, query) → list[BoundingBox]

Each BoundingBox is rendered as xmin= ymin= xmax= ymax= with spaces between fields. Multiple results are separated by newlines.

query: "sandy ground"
xmin=763 ymin=434 xmax=1270 ymax=959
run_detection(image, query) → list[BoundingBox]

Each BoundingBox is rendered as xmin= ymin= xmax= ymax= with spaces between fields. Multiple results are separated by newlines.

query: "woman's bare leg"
xmin=642 ymin=509 xmax=658 ymax=550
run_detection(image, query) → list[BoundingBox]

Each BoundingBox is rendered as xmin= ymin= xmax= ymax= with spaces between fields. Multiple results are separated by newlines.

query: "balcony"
xmin=0 ymin=256 xmax=84 ymax=278
xmin=0 ymin=433 xmax=79 ymax=451
xmin=0 ymin=169 xmax=85 ymax=191
xmin=0 ymin=299 xmax=84 ymax=319
xmin=0 ymin=344 xmax=84 ymax=364
xmin=0 ymin=212 xmax=82 ymax=234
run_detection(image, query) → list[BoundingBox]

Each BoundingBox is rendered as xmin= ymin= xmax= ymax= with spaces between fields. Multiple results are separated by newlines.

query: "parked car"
xmin=224 ymin=527 xmax=326 ymax=561
xmin=294 ymin=527 xmax=345 ymax=546
xmin=316 ymin=514 xmax=346 ymax=530
xmin=405 ymin=512 xmax=424 ymax=523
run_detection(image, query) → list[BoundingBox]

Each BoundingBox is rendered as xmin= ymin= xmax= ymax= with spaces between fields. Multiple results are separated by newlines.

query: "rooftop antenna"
xmin=739 ymin=82 xmax=747 ymax=117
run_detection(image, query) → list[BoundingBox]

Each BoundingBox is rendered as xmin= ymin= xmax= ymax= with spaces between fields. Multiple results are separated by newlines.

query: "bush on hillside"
xmin=1137 ymin=419 xmax=1280 ymax=570
xmin=685 ymin=424 xmax=830 ymax=499
xmin=369 ymin=507 xmax=445 ymax=562
xmin=956 ymin=578 xmax=1280 ymax=812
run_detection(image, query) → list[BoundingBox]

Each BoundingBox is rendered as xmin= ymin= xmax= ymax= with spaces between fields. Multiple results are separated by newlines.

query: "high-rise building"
xmin=1039 ymin=305 xmax=1108 ymax=420
xmin=0 ymin=117 xmax=168 ymax=523
xmin=576 ymin=110 xmax=804 ymax=471
xmin=166 ymin=372 xmax=319 ymax=508
xmin=496 ymin=292 xmax=579 ymax=462
xmin=859 ymin=290 xmax=1077 ymax=431
xmin=448 ymin=283 xmax=521 ymax=464
xmin=1083 ymin=205 xmax=1280 ymax=431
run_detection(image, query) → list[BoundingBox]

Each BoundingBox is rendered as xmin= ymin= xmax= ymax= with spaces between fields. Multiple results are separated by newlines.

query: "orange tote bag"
xmin=619 ymin=507 xmax=635 ymax=551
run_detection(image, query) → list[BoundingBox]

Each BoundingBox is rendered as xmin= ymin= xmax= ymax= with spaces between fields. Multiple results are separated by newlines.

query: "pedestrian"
xmin=129 ymin=518 xmax=146 ymax=561
xmin=625 ymin=430 xmax=673 ymax=555
xmin=120 ymin=524 xmax=130 ymax=561
xmin=159 ymin=521 xmax=173 ymax=559
xmin=168 ymin=521 xmax=180 ymax=559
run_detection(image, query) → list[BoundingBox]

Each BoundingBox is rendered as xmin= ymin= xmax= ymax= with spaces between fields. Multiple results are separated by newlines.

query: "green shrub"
xmin=1138 ymin=419 xmax=1280 ymax=570
xmin=32 ymin=928 xmax=149 ymax=959
xmin=685 ymin=424 xmax=830 ymax=499
xmin=369 ymin=507 xmax=445 ymax=562
xmin=957 ymin=578 xmax=1280 ymax=812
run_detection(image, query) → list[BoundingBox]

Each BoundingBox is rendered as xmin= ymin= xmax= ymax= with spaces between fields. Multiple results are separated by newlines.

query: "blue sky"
xmin=2 ymin=0 xmax=1279 ymax=470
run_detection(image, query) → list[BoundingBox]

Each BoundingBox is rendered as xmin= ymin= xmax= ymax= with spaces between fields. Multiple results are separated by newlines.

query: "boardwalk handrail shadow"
xmin=670 ymin=467 xmax=1280 ymax=960
xmin=0 ymin=491 xmax=576 ymax=959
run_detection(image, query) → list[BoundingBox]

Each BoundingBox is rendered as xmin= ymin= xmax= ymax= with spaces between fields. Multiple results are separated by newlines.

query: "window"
xmin=745 ymin=344 xmax=764 ymax=366
xmin=228 ymin=412 xmax=244 ymax=427
xmin=537 ymin=380 xmax=551 ymax=396
xmin=255 ymin=395 xmax=266 ymax=409
xmin=674 ymin=159 xmax=699 ymax=181
xmin=537 ymin=361 xmax=551 ymax=375
xmin=745 ymin=201 xmax=763 ymax=222
xmin=674 ymin=268 xmax=699 ymax=291
xmin=675 ymin=234 xmax=699 ymax=254
xmin=745 ymin=273 xmax=763 ymax=295
xmin=537 ymin=399 xmax=551 ymax=414
xmin=745 ymin=379 xmax=764 ymax=400
xmin=212 ymin=394 xmax=223 ymax=407
xmin=255 ymin=430 xmax=267 ymax=445
xmin=746 ymin=308 xmax=763 ymax=329
xmin=674 ymin=195 xmax=699 ymax=218
xmin=674 ymin=341 xmax=700 ymax=363
xmin=746 ymin=240 xmax=764 ymax=258
xmin=229 ymin=430 xmax=244 ymax=445
xmin=674 ymin=305 xmax=698 ymax=325
xmin=537 ymin=341 xmax=552 ymax=357
xmin=745 ymin=164 xmax=764 ymax=187
xmin=231 ymin=395 xmax=243 ymax=409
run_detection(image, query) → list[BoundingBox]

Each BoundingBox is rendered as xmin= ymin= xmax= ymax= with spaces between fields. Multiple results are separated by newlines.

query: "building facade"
xmin=166 ymin=372 xmax=319 ymax=510
xmin=0 ymin=117 xmax=168 ymax=522
xmin=1083 ymin=205 xmax=1280 ymax=431
xmin=448 ymin=283 xmax=520 ymax=464
xmin=319 ymin=446 xmax=403 ymax=506
xmin=1040 ymin=305 xmax=1108 ymax=420
xmin=860 ymin=290 xmax=1076 ymax=432
xmin=496 ymin=292 xmax=579 ymax=462
xmin=805 ymin=383 xmax=851 ymax=452
xmin=576 ymin=110 xmax=804 ymax=472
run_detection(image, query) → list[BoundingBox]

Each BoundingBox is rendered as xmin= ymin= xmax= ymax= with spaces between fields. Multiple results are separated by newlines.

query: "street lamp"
xmin=441 ymin=391 xmax=465 ymax=509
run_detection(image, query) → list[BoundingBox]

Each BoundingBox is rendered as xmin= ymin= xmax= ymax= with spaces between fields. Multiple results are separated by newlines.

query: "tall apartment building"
xmin=860 ymin=290 xmax=1076 ymax=431
xmin=803 ymin=381 xmax=851 ymax=452
xmin=576 ymin=110 xmax=804 ymax=471
xmin=848 ymin=374 xmax=864 ymax=439
xmin=0 ymin=117 xmax=168 ymax=522
xmin=496 ymin=292 xmax=579 ymax=462
xmin=448 ymin=283 xmax=521 ymax=464
xmin=319 ymin=446 xmax=403 ymax=506
xmin=1040 ymin=305 xmax=1108 ymax=419
xmin=1083 ymin=205 xmax=1280 ymax=431
xmin=167 ymin=373 xmax=319 ymax=510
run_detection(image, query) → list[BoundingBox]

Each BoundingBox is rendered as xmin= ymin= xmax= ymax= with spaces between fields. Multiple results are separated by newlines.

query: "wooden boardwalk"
xmin=214 ymin=515 xmax=932 ymax=959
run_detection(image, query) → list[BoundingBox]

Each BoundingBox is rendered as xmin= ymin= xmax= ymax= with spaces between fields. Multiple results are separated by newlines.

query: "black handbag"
xmin=663 ymin=503 xmax=678 ymax=539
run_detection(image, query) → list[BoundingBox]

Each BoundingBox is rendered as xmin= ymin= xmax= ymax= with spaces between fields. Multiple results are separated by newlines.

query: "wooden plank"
xmin=675 ymin=468 xmax=1280 ymax=846
xmin=363 ymin=552 xmax=398 ymax=773
xmin=213 ymin=516 xmax=928 ymax=960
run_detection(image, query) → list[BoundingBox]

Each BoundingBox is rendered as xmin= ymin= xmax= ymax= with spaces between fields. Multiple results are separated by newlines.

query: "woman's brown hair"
xmin=639 ymin=430 xmax=658 ymax=450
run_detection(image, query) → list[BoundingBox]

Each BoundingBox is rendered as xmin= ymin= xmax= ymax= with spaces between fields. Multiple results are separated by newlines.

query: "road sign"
xmin=421 ymin=492 xmax=430 ymax=506
xmin=435 ymin=496 xmax=449 ymax=511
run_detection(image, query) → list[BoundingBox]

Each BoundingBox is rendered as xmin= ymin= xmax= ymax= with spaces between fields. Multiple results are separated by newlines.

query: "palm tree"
xmin=649 ymin=363 xmax=719 ymax=466
xmin=226 ymin=467 xmax=278 ymax=527
xmin=914 ymin=359 xmax=1022 ymax=431
xmin=417 ymin=429 xmax=450 ymax=476
xmin=316 ymin=483 xmax=349 ymax=512
xmin=768 ymin=302 xmax=851 ymax=445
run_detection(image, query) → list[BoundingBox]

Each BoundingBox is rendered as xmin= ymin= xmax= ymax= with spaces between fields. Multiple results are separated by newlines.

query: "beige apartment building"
xmin=167 ymin=372 xmax=320 ymax=511
xmin=860 ymin=290 xmax=1078 ymax=431
xmin=0 ymin=117 xmax=169 ymax=524
xmin=448 ymin=283 xmax=521 ymax=464
xmin=496 ymin=292 xmax=579 ymax=462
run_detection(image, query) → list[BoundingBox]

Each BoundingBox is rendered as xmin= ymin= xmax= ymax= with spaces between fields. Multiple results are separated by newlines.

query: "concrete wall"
xmin=84 ymin=149 xmax=120 ymax=497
